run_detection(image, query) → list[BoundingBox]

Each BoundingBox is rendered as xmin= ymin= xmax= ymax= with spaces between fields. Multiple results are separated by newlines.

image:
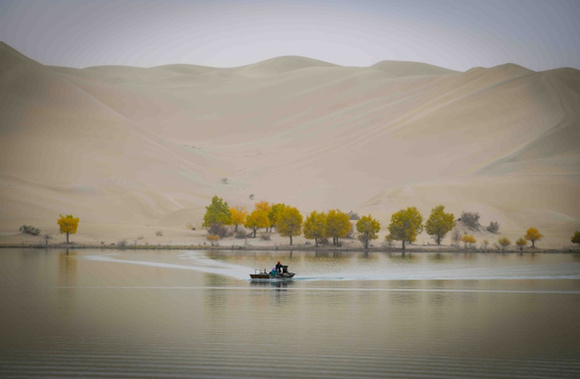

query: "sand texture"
xmin=1 ymin=42 xmax=579 ymax=248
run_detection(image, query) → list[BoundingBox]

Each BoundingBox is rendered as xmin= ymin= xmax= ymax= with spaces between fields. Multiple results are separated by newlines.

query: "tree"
xmin=461 ymin=234 xmax=476 ymax=249
xmin=451 ymin=227 xmax=461 ymax=247
xmin=515 ymin=237 xmax=527 ymax=252
xmin=303 ymin=211 xmax=327 ymax=247
xmin=255 ymin=201 xmax=271 ymax=215
xmin=425 ymin=205 xmax=456 ymax=245
xmin=572 ymin=231 xmax=580 ymax=247
xmin=244 ymin=209 xmax=270 ymax=238
xmin=356 ymin=215 xmax=380 ymax=249
xmin=525 ymin=227 xmax=543 ymax=248
xmin=57 ymin=214 xmax=79 ymax=243
xmin=388 ymin=207 xmax=423 ymax=250
xmin=203 ymin=196 xmax=232 ymax=227
xmin=497 ymin=237 xmax=511 ymax=251
xmin=268 ymin=203 xmax=286 ymax=232
xmin=325 ymin=209 xmax=351 ymax=246
xmin=384 ymin=234 xmax=395 ymax=248
xmin=230 ymin=206 xmax=247 ymax=232
xmin=277 ymin=206 xmax=302 ymax=245
xmin=481 ymin=239 xmax=489 ymax=250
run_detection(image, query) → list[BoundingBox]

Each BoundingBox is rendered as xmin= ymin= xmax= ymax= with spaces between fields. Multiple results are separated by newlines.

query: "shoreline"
xmin=0 ymin=242 xmax=576 ymax=254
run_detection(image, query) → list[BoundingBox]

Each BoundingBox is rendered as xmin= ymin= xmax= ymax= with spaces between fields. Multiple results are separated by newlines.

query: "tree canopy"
xmin=497 ymin=237 xmax=511 ymax=251
xmin=57 ymin=214 xmax=79 ymax=243
xmin=268 ymin=203 xmax=287 ymax=231
xmin=244 ymin=208 xmax=270 ymax=238
xmin=515 ymin=237 xmax=527 ymax=251
xmin=524 ymin=227 xmax=543 ymax=248
xmin=230 ymin=206 xmax=247 ymax=232
xmin=277 ymin=206 xmax=302 ymax=245
xmin=388 ymin=207 xmax=423 ymax=250
xmin=461 ymin=234 xmax=476 ymax=249
xmin=572 ymin=231 xmax=580 ymax=246
xmin=203 ymin=196 xmax=232 ymax=227
xmin=425 ymin=205 xmax=455 ymax=245
xmin=356 ymin=215 xmax=380 ymax=249
xmin=303 ymin=211 xmax=327 ymax=246
xmin=325 ymin=209 xmax=351 ymax=246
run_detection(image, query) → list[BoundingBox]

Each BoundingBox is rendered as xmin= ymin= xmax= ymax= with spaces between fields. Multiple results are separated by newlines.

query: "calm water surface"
xmin=1 ymin=249 xmax=580 ymax=378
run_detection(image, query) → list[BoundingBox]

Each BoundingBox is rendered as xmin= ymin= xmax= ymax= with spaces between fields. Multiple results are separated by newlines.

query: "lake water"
xmin=1 ymin=249 xmax=580 ymax=378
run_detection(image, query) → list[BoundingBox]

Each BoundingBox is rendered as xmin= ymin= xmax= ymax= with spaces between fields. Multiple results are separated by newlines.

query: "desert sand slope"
xmin=0 ymin=41 xmax=578 ymax=247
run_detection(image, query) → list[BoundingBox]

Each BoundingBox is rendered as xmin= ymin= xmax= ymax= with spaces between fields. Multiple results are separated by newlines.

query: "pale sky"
xmin=1 ymin=0 xmax=579 ymax=71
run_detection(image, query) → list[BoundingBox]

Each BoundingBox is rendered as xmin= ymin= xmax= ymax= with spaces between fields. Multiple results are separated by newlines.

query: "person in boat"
xmin=275 ymin=261 xmax=283 ymax=274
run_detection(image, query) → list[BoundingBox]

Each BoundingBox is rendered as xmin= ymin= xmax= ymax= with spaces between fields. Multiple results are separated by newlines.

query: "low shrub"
xmin=235 ymin=230 xmax=248 ymax=239
xmin=208 ymin=223 xmax=228 ymax=238
xmin=348 ymin=211 xmax=360 ymax=220
xmin=460 ymin=211 xmax=481 ymax=231
xmin=19 ymin=225 xmax=41 ymax=236
xmin=486 ymin=221 xmax=500 ymax=234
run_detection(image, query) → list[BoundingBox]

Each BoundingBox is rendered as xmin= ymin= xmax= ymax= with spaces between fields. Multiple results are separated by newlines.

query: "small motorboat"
xmin=250 ymin=265 xmax=295 ymax=280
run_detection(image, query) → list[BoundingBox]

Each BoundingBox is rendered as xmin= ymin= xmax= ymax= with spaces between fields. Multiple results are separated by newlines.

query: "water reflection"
xmin=1 ymin=249 xmax=580 ymax=378
xmin=250 ymin=280 xmax=294 ymax=289
xmin=57 ymin=250 xmax=78 ymax=314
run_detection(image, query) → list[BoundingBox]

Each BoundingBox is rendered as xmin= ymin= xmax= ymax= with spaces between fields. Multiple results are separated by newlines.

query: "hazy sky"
xmin=1 ymin=0 xmax=579 ymax=71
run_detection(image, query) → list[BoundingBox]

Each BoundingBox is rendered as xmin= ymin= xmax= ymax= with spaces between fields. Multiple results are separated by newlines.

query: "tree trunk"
xmin=531 ymin=240 xmax=535 ymax=248
xmin=437 ymin=235 xmax=441 ymax=245
xmin=235 ymin=224 xmax=238 ymax=232
xmin=402 ymin=240 xmax=406 ymax=251
xmin=364 ymin=235 xmax=369 ymax=249
xmin=66 ymin=232 xmax=69 ymax=244
xmin=315 ymin=238 xmax=318 ymax=247
xmin=253 ymin=228 xmax=257 ymax=238
xmin=290 ymin=235 xmax=293 ymax=246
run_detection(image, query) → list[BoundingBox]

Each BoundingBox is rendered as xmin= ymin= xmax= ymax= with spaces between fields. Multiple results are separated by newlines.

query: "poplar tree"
xmin=278 ymin=206 xmax=303 ymax=245
xmin=303 ymin=211 xmax=327 ymax=247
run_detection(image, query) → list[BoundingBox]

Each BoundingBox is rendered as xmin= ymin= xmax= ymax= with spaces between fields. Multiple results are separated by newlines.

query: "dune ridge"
xmin=0 ymin=42 xmax=578 ymax=248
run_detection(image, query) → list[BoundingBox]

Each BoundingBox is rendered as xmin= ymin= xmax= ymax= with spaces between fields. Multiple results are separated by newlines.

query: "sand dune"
xmin=0 ymin=42 xmax=578 ymax=248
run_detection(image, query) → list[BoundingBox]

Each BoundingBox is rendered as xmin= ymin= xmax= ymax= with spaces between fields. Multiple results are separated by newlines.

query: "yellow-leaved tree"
xmin=325 ymin=209 xmax=351 ymax=246
xmin=57 ymin=214 xmax=79 ymax=243
xmin=303 ymin=211 xmax=327 ymax=247
xmin=497 ymin=237 xmax=511 ymax=251
xmin=356 ymin=215 xmax=381 ymax=249
xmin=244 ymin=209 xmax=270 ymax=238
xmin=525 ymin=227 xmax=543 ymax=248
xmin=425 ymin=205 xmax=455 ymax=245
xmin=515 ymin=237 xmax=527 ymax=252
xmin=277 ymin=206 xmax=302 ymax=245
xmin=268 ymin=203 xmax=287 ymax=232
xmin=460 ymin=234 xmax=476 ymax=249
xmin=230 ymin=206 xmax=247 ymax=232
xmin=388 ymin=207 xmax=423 ymax=250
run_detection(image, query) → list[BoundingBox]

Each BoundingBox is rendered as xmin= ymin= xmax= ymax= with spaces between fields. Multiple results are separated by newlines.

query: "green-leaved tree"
xmin=203 ymin=196 xmax=232 ymax=228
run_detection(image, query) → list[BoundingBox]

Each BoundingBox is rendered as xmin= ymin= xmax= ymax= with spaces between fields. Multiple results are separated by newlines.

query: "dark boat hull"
xmin=250 ymin=272 xmax=295 ymax=280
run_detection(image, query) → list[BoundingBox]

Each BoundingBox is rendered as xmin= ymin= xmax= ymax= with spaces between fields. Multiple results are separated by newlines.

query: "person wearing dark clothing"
xmin=275 ymin=261 xmax=282 ymax=274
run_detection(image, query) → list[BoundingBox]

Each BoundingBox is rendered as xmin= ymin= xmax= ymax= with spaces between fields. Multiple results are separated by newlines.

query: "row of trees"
xmin=203 ymin=197 xmax=556 ymax=250
xmin=458 ymin=228 xmax=543 ymax=251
